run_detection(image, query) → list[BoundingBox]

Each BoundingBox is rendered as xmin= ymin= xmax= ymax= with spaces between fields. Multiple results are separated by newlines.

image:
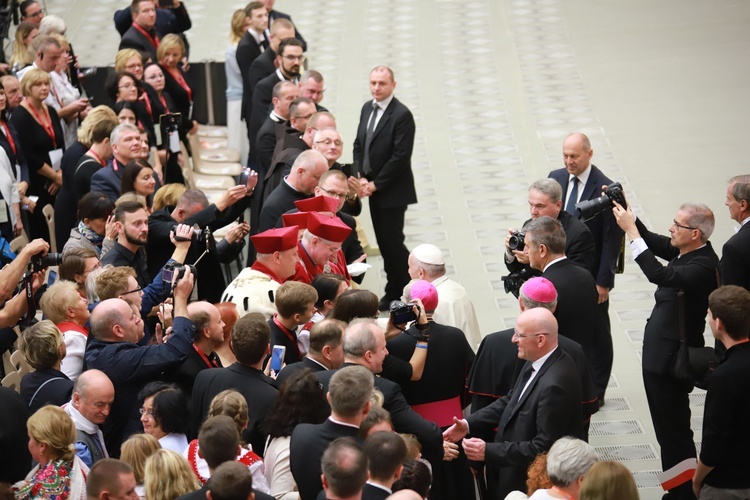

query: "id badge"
xmin=49 ymin=149 xmax=63 ymax=171
xmin=154 ymin=125 xmax=163 ymax=147
xmin=0 ymin=200 xmax=8 ymax=224
xmin=169 ymin=131 xmax=180 ymax=153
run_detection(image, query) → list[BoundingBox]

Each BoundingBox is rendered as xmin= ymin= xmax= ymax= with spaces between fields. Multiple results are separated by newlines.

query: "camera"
xmin=575 ymin=182 xmax=628 ymax=221
xmin=162 ymin=262 xmax=196 ymax=285
xmin=171 ymin=225 xmax=206 ymax=243
xmin=389 ymin=300 xmax=420 ymax=325
xmin=508 ymin=230 xmax=526 ymax=252
xmin=501 ymin=268 xmax=541 ymax=298
xmin=159 ymin=112 xmax=182 ymax=131
xmin=31 ymin=252 xmax=62 ymax=272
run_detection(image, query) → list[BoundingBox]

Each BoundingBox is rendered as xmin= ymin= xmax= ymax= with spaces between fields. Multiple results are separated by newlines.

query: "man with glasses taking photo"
xmin=612 ymin=200 xmax=719 ymax=500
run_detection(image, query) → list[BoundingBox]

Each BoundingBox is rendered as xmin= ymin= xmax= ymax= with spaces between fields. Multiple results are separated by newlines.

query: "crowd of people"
xmin=0 ymin=0 xmax=749 ymax=500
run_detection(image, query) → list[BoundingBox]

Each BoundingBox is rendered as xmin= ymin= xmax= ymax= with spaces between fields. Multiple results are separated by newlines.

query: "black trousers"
xmin=369 ymin=198 xmax=410 ymax=300
xmin=643 ymin=368 xmax=697 ymax=500
xmin=591 ymin=299 xmax=613 ymax=399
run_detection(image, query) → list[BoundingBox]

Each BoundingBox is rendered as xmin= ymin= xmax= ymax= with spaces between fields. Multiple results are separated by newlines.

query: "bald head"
xmin=513 ymin=308 xmax=559 ymax=361
xmin=562 ymin=132 xmax=593 ymax=177
xmin=73 ymin=369 xmax=115 ymax=425
xmin=90 ymin=298 xmax=142 ymax=344
xmin=288 ymin=149 xmax=329 ymax=194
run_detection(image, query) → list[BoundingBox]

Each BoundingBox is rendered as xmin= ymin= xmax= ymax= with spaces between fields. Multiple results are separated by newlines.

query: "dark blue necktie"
xmin=565 ymin=176 xmax=579 ymax=215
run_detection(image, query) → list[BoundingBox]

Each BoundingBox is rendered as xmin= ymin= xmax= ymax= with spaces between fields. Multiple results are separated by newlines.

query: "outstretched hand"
xmin=442 ymin=417 xmax=469 ymax=443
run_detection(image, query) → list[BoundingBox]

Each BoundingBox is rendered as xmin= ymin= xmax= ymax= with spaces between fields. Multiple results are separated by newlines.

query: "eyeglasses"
xmin=125 ymin=63 xmax=143 ymax=71
xmin=512 ymin=331 xmax=550 ymax=340
xmin=319 ymin=187 xmax=347 ymax=199
xmin=293 ymin=113 xmax=314 ymax=120
xmin=121 ymin=286 xmax=142 ymax=296
xmin=118 ymin=82 xmax=137 ymax=90
xmin=672 ymin=220 xmax=700 ymax=232
xmin=139 ymin=407 xmax=153 ymax=416
xmin=25 ymin=9 xmax=44 ymax=18
xmin=282 ymin=55 xmax=305 ymax=62
xmin=314 ymin=139 xmax=343 ymax=147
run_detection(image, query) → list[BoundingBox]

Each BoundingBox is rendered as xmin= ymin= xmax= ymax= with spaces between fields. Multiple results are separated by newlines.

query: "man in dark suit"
xmin=720 ymin=175 xmax=750 ymax=289
xmin=113 ymin=0 xmax=192 ymax=44
xmin=320 ymin=438 xmax=368 ymax=500
xmin=549 ymin=132 xmax=623 ymax=403
xmin=246 ymin=19 xmax=295 ymax=100
xmin=353 ymin=66 xmax=416 ymax=309
xmin=255 ymin=86 xmax=301 ymax=178
xmin=167 ymin=301 xmax=224 ymax=398
xmin=259 ymin=150 xmax=328 ymax=232
xmin=263 ymin=1 xmax=307 ymax=51
xmin=524 ymin=216 xmax=598 ymax=356
xmin=290 ymin=365 xmax=373 ymax=500
xmin=316 ymin=320 xmax=444 ymax=468
xmin=276 ymin=319 xmax=346 ymax=386
xmin=90 ymin=124 xmax=143 ymax=203
xmin=237 ymin=2 xmax=269 ymax=129
xmin=299 ymin=70 xmax=328 ymax=111
xmin=191 ymin=312 xmax=278 ymax=457
xmin=505 ymin=178 xmax=596 ymax=277
xmin=613 ymin=201 xmax=719 ymax=500
xmin=362 ymin=432 xmax=408 ymax=500
xmin=248 ymin=38 xmax=303 ymax=155
xmin=443 ymin=308 xmax=582 ymax=499
xmin=118 ymin=0 xmax=160 ymax=62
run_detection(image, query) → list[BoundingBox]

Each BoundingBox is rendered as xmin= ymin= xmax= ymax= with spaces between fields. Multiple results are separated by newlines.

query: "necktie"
xmin=565 ymin=176 xmax=579 ymax=215
xmin=362 ymin=102 xmax=379 ymax=177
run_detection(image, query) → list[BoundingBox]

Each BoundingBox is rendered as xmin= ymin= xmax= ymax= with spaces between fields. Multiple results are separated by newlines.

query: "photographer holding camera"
xmin=612 ymin=199 xmax=718 ymax=499
xmin=147 ymin=185 xmax=254 ymax=302
xmin=0 ymin=238 xmax=49 ymax=304
xmin=85 ymin=266 xmax=197 ymax=457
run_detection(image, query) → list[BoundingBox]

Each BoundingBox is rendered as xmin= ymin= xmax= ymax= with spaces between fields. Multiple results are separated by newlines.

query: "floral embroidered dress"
xmin=13 ymin=456 xmax=88 ymax=499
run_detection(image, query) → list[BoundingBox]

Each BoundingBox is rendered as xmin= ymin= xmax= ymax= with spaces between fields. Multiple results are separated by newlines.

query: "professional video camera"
xmin=501 ymin=268 xmax=541 ymax=299
xmin=162 ymin=226 xmax=214 ymax=289
xmin=575 ymin=182 xmax=628 ymax=221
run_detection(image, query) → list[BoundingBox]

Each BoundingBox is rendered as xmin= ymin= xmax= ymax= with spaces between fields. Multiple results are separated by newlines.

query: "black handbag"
xmin=672 ymin=290 xmax=721 ymax=389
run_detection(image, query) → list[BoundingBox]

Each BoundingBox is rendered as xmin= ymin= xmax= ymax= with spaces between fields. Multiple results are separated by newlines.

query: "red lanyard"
xmin=166 ymin=67 xmax=192 ymax=101
xmin=159 ymin=94 xmax=170 ymax=113
xmin=273 ymin=315 xmax=300 ymax=358
xmin=132 ymin=23 xmax=160 ymax=49
xmin=141 ymin=92 xmax=153 ymax=117
xmin=88 ymin=149 xmax=106 ymax=166
xmin=0 ymin=121 xmax=16 ymax=157
xmin=112 ymin=158 xmax=121 ymax=172
xmin=193 ymin=344 xmax=219 ymax=368
xmin=24 ymin=98 xmax=56 ymax=148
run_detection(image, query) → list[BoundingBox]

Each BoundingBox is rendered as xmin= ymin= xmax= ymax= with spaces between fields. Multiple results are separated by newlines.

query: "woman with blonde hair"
xmin=12 ymin=405 xmax=88 ymax=499
xmin=19 ymin=320 xmax=73 ymax=412
xmin=115 ymin=49 xmax=144 ymax=81
xmin=11 ymin=67 xmax=65 ymax=241
xmin=10 ymin=21 xmax=37 ymax=70
xmin=158 ymin=34 xmax=198 ymax=137
xmin=144 ymin=449 xmax=200 ymax=500
xmin=121 ymin=433 xmax=161 ymax=499
xmin=225 ymin=9 xmax=250 ymax=160
xmin=152 ymin=182 xmax=187 ymax=211
xmin=184 ymin=390 xmax=270 ymax=493
xmin=578 ymin=461 xmax=638 ymax=500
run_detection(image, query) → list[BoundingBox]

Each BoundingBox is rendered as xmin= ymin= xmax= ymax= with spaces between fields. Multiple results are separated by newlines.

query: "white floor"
xmin=47 ymin=0 xmax=750 ymax=497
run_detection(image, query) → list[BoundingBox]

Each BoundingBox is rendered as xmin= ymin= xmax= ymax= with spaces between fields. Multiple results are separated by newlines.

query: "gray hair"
xmin=410 ymin=257 xmax=445 ymax=279
xmin=343 ymin=319 xmax=379 ymax=358
xmin=272 ymin=80 xmax=297 ymax=100
xmin=679 ymin=202 xmax=715 ymax=242
xmin=301 ymin=69 xmax=324 ymax=84
xmin=729 ymin=175 xmax=750 ymax=205
xmin=546 ymin=437 xmax=598 ymax=487
xmin=519 ymin=289 xmax=557 ymax=311
xmin=85 ymin=266 xmax=108 ymax=304
xmin=328 ymin=365 xmax=374 ymax=417
xmin=529 ymin=178 xmax=563 ymax=204
xmin=38 ymin=15 xmax=67 ymax=35
xmin=523 ymin=216 xmax=566 ymax=255
xmin=176 ymin=189 xmax=210 ymax=211
xmin=110 ymin=123 xmax=140 ymax=145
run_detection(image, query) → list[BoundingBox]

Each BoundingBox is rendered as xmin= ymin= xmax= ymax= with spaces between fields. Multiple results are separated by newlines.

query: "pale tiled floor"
xmin=43 ymin=0 xmax=750 ymax=497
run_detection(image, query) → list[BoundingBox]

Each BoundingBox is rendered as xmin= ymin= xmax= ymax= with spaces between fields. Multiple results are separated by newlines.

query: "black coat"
xmin=268 ymin=317 xmax=300 ymax=366
xmin=259 ymin=181 xmax=310 ymax=232
xmin=0 ymin=387 xmax=32 ymax=483
xmin=166 ymin=346 xmax=222 ymax=401
xmin=720 ymin=221 xmax=750 ymax=290
xmin=248 ymin=72 xmax=282 ymax=152
xmin=89 ymin=159 xmax=124 ymax=203
xmin=635 ymin=219 xmax=719 ymax=375
xmin=246 ymin=49 xmax=276 ymax=109
xmin=316 ymin=363 xmax=443 ymax=466
xmin=290 ymin=419 xmax=361 ymax=500
xmin=237 ymin=31 xmax=266 ymax=121
xmin=160 ymin=65 xmax=193 ymax=136
xmin=276 ymin=357 xmax=327 ymax=387
xmin=54 ymin=140 xmax=89 ymax=249
xmin=20 ymin=367 xmax=73 ymax=414
xmin=191 ymin=363 xmax=278 ymax=456
xmin=119 ymin=25 xmax=159 ymax=62
xmin=549 ymin=165 xmax=624 ymax=287
xmin=543 ymin=258 xmax=598 ymax=355
xmin=466 ymin=348 xmax=582 ymax=498
xmin=84 ymin=316 xmax=196 ymax=456
xmin=361 ymin=483 xmax=390 ymax=500
xmin=352 ymin=97 xmax=417 ymax=209
xmin=255 ymin=115 xmax=287 ymax=177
